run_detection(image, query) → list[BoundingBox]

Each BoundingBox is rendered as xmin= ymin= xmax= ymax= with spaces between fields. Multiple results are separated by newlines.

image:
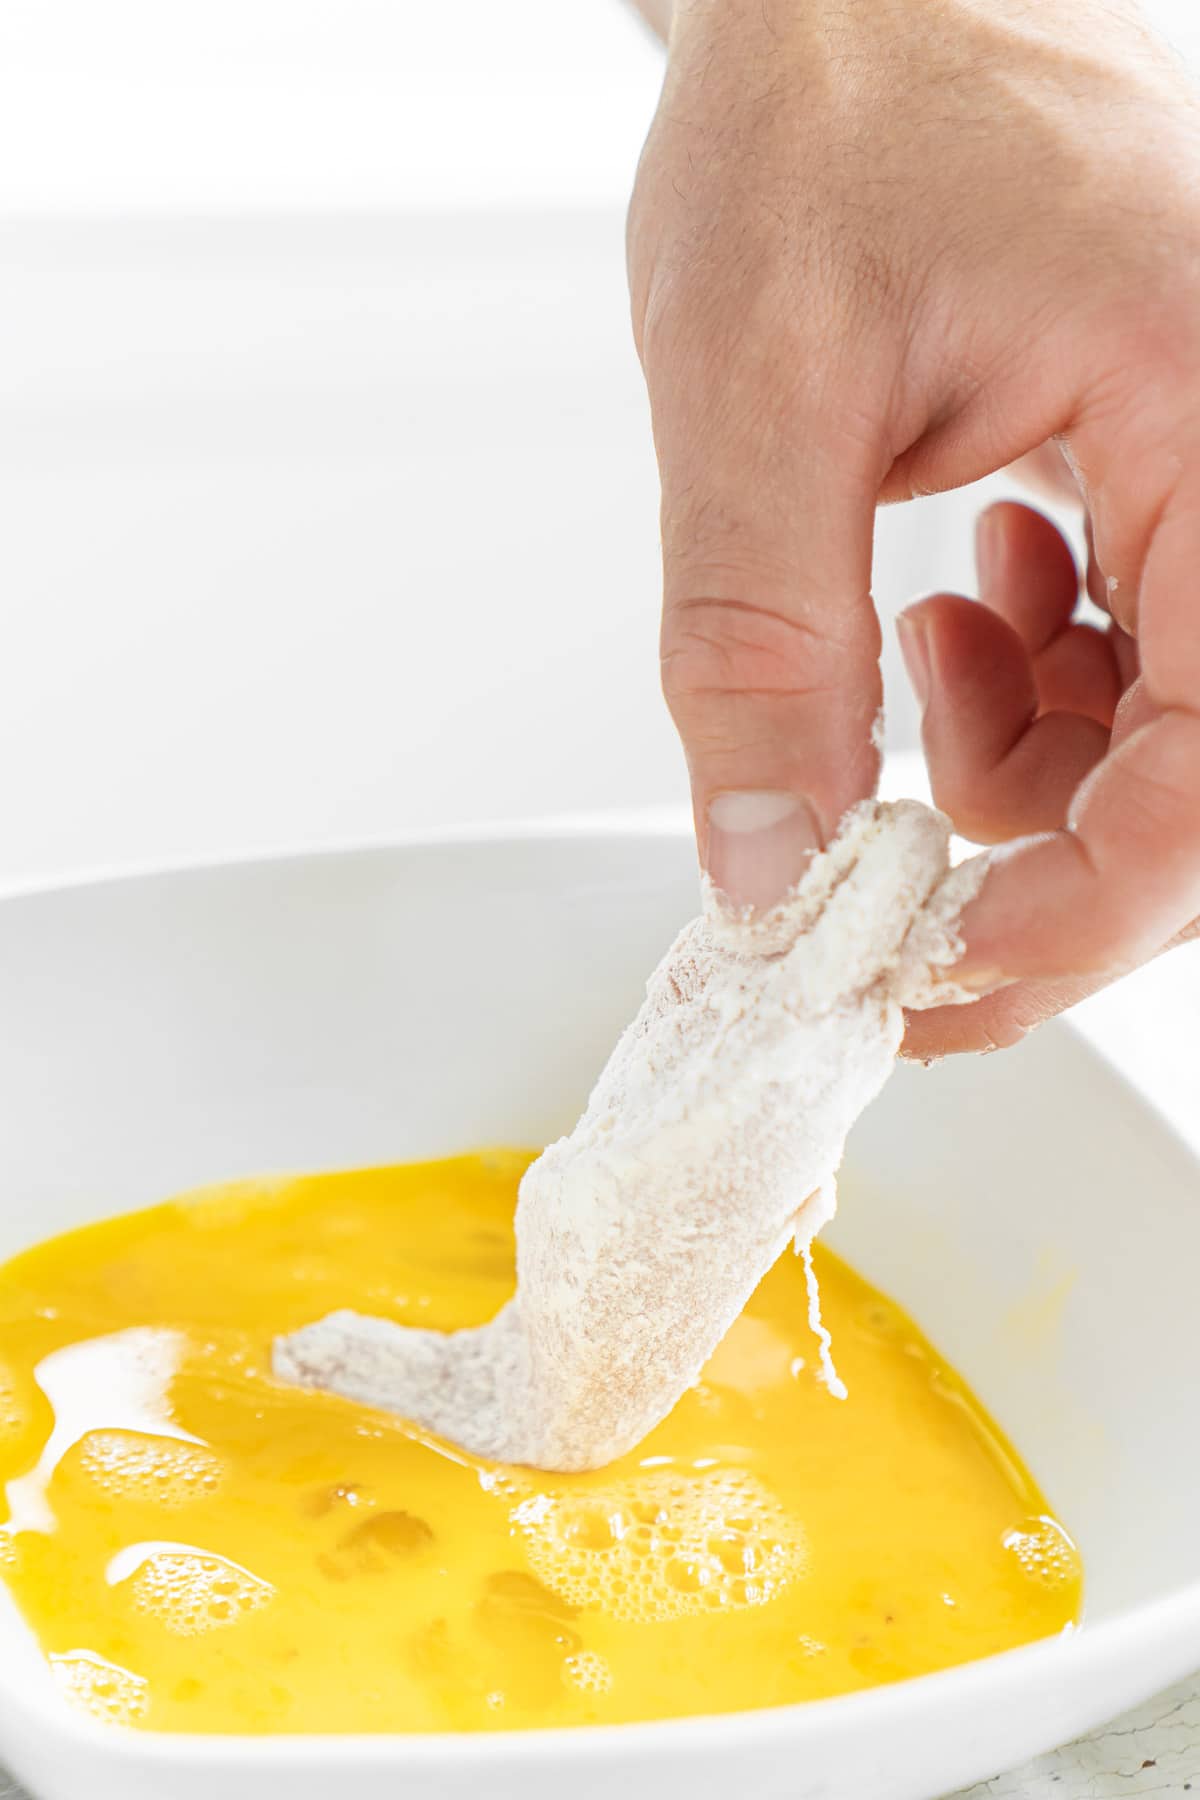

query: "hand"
xmin=628 ymin=0 xmax=1200 ymax=1054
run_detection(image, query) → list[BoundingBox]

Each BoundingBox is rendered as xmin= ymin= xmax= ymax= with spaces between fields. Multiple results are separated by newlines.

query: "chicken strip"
xmin=273 ymin=800 xmax=984 ymax=1471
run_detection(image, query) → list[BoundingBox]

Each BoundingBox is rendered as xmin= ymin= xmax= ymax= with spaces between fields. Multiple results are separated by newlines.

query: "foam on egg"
xmin=511 ymin=1468 xmax=806 ymax=1624
xmin=51 ymin=1652 xmax=149 ymax=1727
xmin=77 ymin=1431 xmax=225 ymax=1507
xmin=0 ymin=1360 xmax=33 ymax=1445
xmin=114 ymin=1547 xmax=274 ymax=1636
xmin=562 ymin=1649 xmax=612 ymax=1695
xmin=1002 ymin=1517 xmax=1080 ymax=1590
xmin=0 ymin=1154 xmax=1084 ymax=1734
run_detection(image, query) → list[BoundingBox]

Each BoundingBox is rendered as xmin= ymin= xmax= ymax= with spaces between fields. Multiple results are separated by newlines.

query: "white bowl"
xmin=0 ymin=826 xmax=1198 ymax=1800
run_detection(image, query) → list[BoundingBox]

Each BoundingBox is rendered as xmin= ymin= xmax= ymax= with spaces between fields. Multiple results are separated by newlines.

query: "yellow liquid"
xmin=0 ymin=1152 xmax=1080 ymax=1733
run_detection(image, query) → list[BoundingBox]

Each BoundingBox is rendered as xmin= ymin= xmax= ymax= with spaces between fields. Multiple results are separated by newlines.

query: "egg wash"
xmin=0 ymin=1152 xmax=1080 ymax=1733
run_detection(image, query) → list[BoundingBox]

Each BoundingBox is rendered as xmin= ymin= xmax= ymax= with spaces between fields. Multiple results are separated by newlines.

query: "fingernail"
xmin=975 ymin=508 xmax=1004 ymax=598
xmin=705 ymin=790 xmax=823 ymax=911
xmin=897 ymin=612 xmax=931 ymax=710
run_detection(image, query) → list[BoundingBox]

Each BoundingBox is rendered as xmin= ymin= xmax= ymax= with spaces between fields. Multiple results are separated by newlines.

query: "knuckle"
xmin=660 ymin=581 xmax=876 ymax=722
xmin=660 ymin=596 xmax=821 ymax=717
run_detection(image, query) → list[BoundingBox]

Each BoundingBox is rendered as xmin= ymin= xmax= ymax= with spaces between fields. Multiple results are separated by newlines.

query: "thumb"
xmin=659 ymin=452 xmax=883 ymax=911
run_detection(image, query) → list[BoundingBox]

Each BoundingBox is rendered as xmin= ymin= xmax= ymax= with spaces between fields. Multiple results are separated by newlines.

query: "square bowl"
xmin=0 ymin=824 xmax=1197 ymax=1800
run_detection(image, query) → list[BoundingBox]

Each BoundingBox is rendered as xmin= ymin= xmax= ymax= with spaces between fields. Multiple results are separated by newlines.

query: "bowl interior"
xmin=0 ymin=827 xmax=1197 ymax=1681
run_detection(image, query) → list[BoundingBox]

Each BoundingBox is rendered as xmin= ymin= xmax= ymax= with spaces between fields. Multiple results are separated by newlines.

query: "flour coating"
xmin=274 ymin=800 xmax=986 ymax=1471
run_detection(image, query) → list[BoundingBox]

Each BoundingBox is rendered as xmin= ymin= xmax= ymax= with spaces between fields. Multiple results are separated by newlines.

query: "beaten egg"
xmin=0 ymin=1151 xmax=1080 ymax=1733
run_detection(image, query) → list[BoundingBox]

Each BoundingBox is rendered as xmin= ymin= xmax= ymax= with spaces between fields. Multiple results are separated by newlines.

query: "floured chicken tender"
xmin=274 ymin=800 xmax=985 ymax=1472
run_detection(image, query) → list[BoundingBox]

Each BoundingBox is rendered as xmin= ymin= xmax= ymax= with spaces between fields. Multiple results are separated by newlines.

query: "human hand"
xmin=628 ymin=0 xmax=1200 ymax=1053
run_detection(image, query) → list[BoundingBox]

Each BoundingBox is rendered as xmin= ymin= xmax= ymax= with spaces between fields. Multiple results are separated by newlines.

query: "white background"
xmin=0 ymin=2 xmax=665 ymax=215
xmin=0 ymin=0 xmax=1198 ymax=891
xmin=1 ymin=1 xmax=1198 ymax=215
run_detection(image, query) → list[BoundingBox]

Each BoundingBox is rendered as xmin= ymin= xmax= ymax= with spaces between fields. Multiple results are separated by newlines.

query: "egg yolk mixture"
xmin=0 ymin=1151 xmax=1080 ymax=1733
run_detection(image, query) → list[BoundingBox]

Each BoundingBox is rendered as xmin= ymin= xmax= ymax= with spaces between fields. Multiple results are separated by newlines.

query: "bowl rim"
xmin=0 ymin=811 xmax=698 ymax=909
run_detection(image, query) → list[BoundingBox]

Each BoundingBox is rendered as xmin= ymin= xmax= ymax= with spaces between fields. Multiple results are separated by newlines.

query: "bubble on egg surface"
xmin=562 ymin=1649 xmax=612 ymax=1695
xmin=513 ymin=1469 xmax=805 ymax=1623
xmin=303 ymin=1481 xmax=370 ymax=1518
xmin=0 ymin=1368 xmax=23 ymax=1438
xmin=0 ymin=1359 xmax=38 ymax=1450
xmin=1002 ymin=1516 xmax=1079 ymax=1589
xmin=77 ymin=1431 xmax=224 ymax=1507
xmin=127 ymin=1551 xmax=274 ymax=1636
xmin=52 ymin=1652 xmax=149 ymax=1727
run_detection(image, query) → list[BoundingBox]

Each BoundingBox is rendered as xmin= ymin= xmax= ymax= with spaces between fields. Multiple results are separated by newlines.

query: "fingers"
xmin=1033 ymin=626 xmax=1123 ymax=725
xmin=651 ymin=324 xmax=887 ymax=908
xmin=1111 ymin=623 xmax=1140 ymax=692
xmin=975 ymin=501 xmax=1122 ymax=724
xmin=975 ymin=501 xmax=1078 ymax=651
xmin=897 ymin=497 xmax=1126 ymax=848
xmin=950 ymin=382 xmax=1200 ymax=985
xmin=895 ymin=364 xmax=1200 ymax=1023
xmin=958 ymin=706 xmax=1200 ymax=982
xmin=662 ymin=498 xmax=883 ymax=906
xmin=899 ymin=593 xmax=1109 ymax=842
xmin=900 ymin=970 xmax=1114 ymax=1061
xmin=630 ymin=68 xmax=900 ymax=914
xmin=902 ymin=907 xmax=1200 ymax=1061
